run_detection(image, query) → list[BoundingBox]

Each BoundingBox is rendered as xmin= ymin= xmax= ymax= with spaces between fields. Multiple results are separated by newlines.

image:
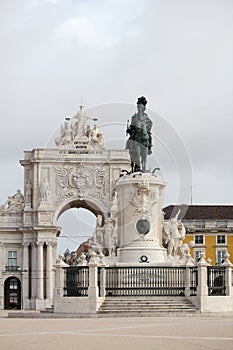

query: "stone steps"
xmin=98 ymin=297 xmax=198 ymax=316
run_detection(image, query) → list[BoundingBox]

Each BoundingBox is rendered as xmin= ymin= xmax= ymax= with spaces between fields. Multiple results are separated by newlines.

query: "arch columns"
xmin=22 ymin=242 xmax=29 ymax=309
xmin=46 ymin=242 xmax=53 ymax=306
xmin=32 ymin=228 xmax=58 ymax=310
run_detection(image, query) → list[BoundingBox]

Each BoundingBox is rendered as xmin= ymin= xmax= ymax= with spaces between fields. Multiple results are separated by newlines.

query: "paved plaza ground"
xmin=0 ymin=313 xmax=232 ymax=350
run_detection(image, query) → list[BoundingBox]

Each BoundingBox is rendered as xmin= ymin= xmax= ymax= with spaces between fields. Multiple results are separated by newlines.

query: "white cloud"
xmin=54 ymin=0 xmax=146 ymax=49
xmin=56 ymin=16 xmax=117 ymax=49
xmin=0 ymin=0 xmax=232 ymax=207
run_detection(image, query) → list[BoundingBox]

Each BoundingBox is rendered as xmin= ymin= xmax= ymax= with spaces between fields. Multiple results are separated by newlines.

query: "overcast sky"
xmin=0 ymin=0 xmax=232 ymax=252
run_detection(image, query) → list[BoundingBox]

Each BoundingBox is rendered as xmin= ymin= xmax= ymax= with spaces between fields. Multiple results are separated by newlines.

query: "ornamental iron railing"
xmin=62 ymin=265 xmax=228 ymax=298
xmin=5 ymin=266 xmax=20 ymax=272
xmin=104 ymin=266 xmax=186 ymax=297
xmin=207 ymin=266 xmax=226 ymax=296
xmin=64 ymin=267 xmax=89 ymax=297
xmin=189 ymin=267 xmax=198 ymax=296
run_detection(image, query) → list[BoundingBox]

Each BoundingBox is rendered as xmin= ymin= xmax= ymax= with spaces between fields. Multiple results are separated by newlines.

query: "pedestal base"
xmin=117 ymin=245 xmax=167 ymax=265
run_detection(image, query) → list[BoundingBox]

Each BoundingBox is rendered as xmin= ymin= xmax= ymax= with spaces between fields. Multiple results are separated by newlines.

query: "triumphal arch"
xmin=0 ymin=105 xmax=133 ymax=310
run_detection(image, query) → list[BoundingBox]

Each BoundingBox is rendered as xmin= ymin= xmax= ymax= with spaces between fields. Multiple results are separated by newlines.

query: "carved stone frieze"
xmin=54 ymin=163 xmax=108 ymax=201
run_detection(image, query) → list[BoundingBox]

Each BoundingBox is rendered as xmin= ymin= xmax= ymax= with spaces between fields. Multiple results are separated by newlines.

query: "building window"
xmin=216 ymin=250 xmax=226 ymax=265
xmin=9 ymin=279 xmax=18 ymax=290
xmin=217 ymin=235 xmax=226 ymax=244
xmin=9 ymin=293 xmax=18 ymax=304
xmin=8 ymin=251 xmax=17 ymax=271
xmin=195 ymin=235 xmax=204 ymax=244
xmin=194 ymin=250 xmax=205 ymax=263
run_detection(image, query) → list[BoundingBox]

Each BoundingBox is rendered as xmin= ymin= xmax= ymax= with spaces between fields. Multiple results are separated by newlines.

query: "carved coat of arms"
xmin=55 ymin=163 xmax=107 ymax=200
xmin=130 ymin=180 xmax=158 ymax=218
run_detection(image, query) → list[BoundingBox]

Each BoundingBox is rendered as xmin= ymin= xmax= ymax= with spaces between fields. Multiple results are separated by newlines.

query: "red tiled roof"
xmin=163 ymin=205 xmax=233 ymax=220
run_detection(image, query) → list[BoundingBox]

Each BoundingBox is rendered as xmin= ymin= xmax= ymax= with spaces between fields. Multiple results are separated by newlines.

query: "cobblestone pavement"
xmin=0 ymin=314 xmax=232 ymax=350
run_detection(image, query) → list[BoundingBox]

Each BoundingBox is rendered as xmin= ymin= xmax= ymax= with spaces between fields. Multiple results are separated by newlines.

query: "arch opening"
xmin=56 ymin=207 xmax=97 ymax=257
xmin=4 ymin=277 xmax=21 ymax=310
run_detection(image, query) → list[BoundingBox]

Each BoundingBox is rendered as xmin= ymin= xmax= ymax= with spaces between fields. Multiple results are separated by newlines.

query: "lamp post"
xmin=17 ymin=267 xmax=28 ymax=310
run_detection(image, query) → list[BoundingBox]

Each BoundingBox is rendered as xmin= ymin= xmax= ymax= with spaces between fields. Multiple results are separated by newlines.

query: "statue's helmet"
xmin=137 ymin=96 xmax=147 ymax=106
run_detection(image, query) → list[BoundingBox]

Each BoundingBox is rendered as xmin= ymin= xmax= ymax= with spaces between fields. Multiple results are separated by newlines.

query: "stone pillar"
xmin=184 ymin=255 xmax=195 ymax=297
xmin=31 ymin=243 xmax=37 ymax=301
xmin=46 ymin=242 xmax=53 ymax=303
xmin=99 ymin=253 xmax=106 ymax=298
xmin=22 ymin=243 xmax=29 ymax=309
xmin=222 ymin=253 xmax=233 ymax=296
xmin=54 ymin=255 xmax=69 ymax=298
xmin=88 ymin=252 xmax=99 ymax=313
xmin=52 ymin=242 xmax=57 ymax=297
xmin=197 ymin=253 xmax=208 ymax=297
xmin=36 ymin=241 xmax=44 ymax=302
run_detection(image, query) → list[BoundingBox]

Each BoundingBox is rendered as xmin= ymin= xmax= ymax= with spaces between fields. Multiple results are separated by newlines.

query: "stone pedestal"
xmin=116 ymin=173 xmax=167 ymax=265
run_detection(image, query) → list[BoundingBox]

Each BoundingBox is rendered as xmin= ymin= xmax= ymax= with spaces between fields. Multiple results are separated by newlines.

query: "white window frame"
xmin=194 ymin=235 xmax=204 ymax=245
xmin=8 ymin=251 xmax=17 ymax=270
xmin=194 ymin=249 xmax=205 ymax=263
xmin=216 ymin=249 xmax=227 ymax=265
xmin=216 ymin=235 xmax=227 ymax=245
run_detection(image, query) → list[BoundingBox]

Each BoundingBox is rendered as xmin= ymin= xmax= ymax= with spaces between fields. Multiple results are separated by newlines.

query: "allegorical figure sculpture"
xmin=0 ymin=189 xmax=24 ymax=212
xmin=40 ymin=178 xmax=50 ymax=202
xmin=25 ymin=182 xmax=32 ymax=204
xmin=126 ymin=96 xmax=152 ymax=172
xmin=73 ymin=105 xmax=88 ymax=140
xmin=162 ymin=210 xmax=186 ymax=258
xmin=55 ymin=105 xmax=103 ymax=149
xmin=103 ymin=217 xmax=117 ymax=257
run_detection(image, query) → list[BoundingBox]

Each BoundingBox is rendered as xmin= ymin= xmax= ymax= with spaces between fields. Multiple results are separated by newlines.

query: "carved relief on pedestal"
xmin=54 ymin=163 xmax=108 ymax=201
xmin=130 ymin=180 xmax=158 ymax=218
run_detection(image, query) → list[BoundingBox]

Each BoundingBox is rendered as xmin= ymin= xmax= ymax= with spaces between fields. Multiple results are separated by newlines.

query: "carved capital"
xmin=45 ymin=241 xmax=55 ymax=247
xmin=21 ymin=242 xmax=30 ymax=248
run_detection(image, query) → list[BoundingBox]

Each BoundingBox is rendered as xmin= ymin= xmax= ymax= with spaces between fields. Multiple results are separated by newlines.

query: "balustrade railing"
xmin=62 ymin=265 xmax=229 ymax=299
xmin=105 ymin=266 xmax=186 ymax=297
xmin=64 ymin=267 xmax=89 ymax=297
xmin=207 ymin=266 xmax=226 ymax=296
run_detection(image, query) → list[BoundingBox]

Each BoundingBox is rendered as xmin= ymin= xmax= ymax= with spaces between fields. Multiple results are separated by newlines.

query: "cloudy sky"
xmin=0 ymin=0 xmax=232 ymax=252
